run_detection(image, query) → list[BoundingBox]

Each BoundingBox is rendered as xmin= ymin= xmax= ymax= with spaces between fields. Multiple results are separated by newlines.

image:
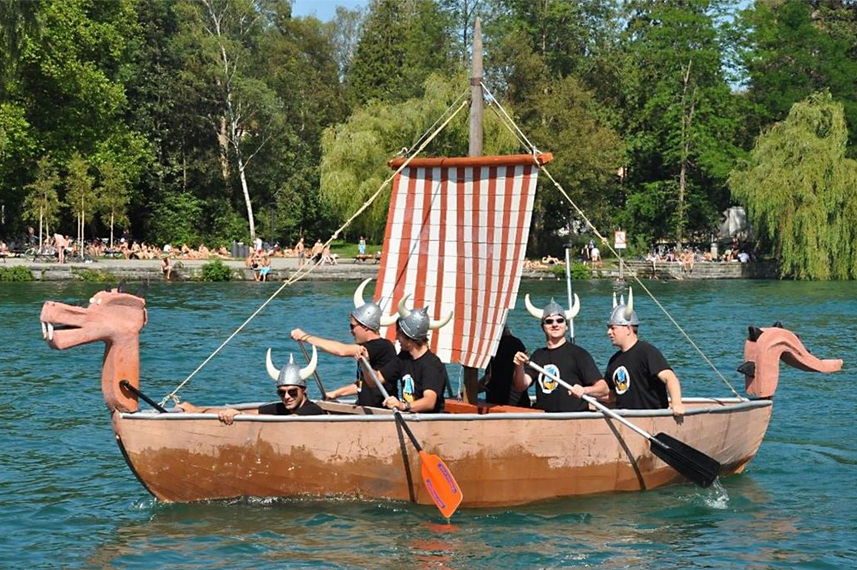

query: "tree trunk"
xmin=676 ymin=61 xmax=696 ymax=252
xmin=218 ymin=115 xmax=230 ymax=183
xmin=237 ymin=156 xmax=256 ymax=243
xmin=38 ymin=205 xmax=43 ymax=252
xmin=110 ymin=211 xmax=115 ymax=250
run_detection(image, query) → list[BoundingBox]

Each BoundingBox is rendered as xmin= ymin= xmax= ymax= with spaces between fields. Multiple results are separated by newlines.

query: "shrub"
xmin=0 ymin=266 xmax=34 ymax=281
xmin=72 ymin=268 xmax=116 ymax=282
xmin=550 ymin=262 xmax=591 ymax=280
xmin=201 ymin=259 xmax=232 ymax=281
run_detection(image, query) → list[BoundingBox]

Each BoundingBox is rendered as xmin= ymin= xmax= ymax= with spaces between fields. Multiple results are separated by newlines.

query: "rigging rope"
xmin=160 ymin=97 xmax=471 ymax=406
xmin=480 ymin=81 xmax=744 ymax=400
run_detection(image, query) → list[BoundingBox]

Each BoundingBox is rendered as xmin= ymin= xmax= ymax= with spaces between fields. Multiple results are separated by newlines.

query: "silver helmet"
xmin=266 ymin=346 xmax=318 ymax=388
xmin=351 ymin=278 xmax=398 ymax=331
xmin=524 ymin=293 xmax=580 ymax=322
xmin=608 ymin=288 xmax=639 ymax=326
xmin=396 ymin=294 xmax=453 ymax=341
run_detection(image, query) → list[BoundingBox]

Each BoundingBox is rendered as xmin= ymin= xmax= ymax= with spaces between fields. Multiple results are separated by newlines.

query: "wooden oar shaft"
xmin=298 ymin=340 xmax=327 ymax=400
xmin=526 ymin=360 xmax=653 ymax=441
xmin=359 ymin=356 xmax=422 ymax=452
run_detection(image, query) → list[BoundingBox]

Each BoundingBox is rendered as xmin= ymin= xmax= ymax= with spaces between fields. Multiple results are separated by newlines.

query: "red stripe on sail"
xmin=375 ymin=171 xmax=404 ymax=304
xmin=413 ymin=168 xmax=435 ymax=309
xmin=430 ymin=168 xmax=450 ymax=355
xmin=501 ymin=165 xmax=533 ymax=313
xmin=483 ymin=165 xmax=516 ymax=366
xmin=473 ymin=166 xmax=497 ymax=364
xmin=463 ymin=166 xmax=484 ymax=365
xmin=385 ymin=168 xmax=420 ymax=342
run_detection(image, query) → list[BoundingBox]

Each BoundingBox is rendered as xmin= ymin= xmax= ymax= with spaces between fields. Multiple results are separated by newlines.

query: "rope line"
xmin=483 ymin=90 xmax=744 ymax=400
xmin=160 ymin=98 xmax=470 ymax=406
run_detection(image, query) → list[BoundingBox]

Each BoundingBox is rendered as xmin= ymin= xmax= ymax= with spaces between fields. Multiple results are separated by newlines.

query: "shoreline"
xmin=0 ymin=256 xmax=779 ymax=281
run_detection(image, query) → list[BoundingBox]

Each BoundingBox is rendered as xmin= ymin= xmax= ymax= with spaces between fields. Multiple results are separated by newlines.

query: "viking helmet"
xmin=524 ymin=294 xmax=580 ymax=323
xmin=608 ymin=288 xmax=639 ymax=326
xmin=351 ymin=278 xmax=398 ymax=331
xmin=396 ymin=294 xmax=453 ymax=341
xmin=266 ymin=346 xmax=317 ymax=388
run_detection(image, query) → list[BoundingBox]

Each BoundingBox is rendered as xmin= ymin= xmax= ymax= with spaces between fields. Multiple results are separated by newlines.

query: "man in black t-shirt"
xmin=604 ymin=288 xmax=685 ymax=416
xmin=291 ymin=279 xmax=398 ymax=407
xmin=178 ymin=345 xmax=325 ymax=423
xmin=377 ymin=296 xmax=453 ymax=414
xmin=512 ymin=295 xmax=608 ymax=412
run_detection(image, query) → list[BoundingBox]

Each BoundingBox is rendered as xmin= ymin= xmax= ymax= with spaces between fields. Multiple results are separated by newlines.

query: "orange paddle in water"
xmin=360 ymin=357 xmax=462 ymax=518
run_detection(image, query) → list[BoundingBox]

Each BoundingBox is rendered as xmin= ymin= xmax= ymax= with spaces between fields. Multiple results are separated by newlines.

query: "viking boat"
xmin=39 ymin=24 xmax=842 ymax=509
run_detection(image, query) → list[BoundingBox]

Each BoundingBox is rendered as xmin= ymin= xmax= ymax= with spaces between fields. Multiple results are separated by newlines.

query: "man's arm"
xmin=657 ymin=369 xmax=685 ymax=416
xmin=384 ymin=390 xmax=437 ymax=413
xmin=325 ymin=383 xmax=358 ymax=400
xmin=512 ymin=351 xmax=534 ymax=392
xmin=291 ymin=328 xmax=361 ymax=357
xmin=569 ymin=378 xmax=610 ymax=400
xmin=176 ymin=402 xmax=261 ymax=425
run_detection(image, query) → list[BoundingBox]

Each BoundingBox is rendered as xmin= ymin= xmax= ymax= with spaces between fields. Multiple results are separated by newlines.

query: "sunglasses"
xmin=349 ymin=322 xmax=362 ymax=331
xmin=543 ymin=317 xmax=566 ymax=325
xmin=278 ymin=387 xmax=301 ymax=399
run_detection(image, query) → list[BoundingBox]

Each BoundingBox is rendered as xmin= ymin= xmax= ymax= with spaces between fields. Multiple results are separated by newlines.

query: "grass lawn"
xmin=329 ymin=240 xmax=383 ymax=258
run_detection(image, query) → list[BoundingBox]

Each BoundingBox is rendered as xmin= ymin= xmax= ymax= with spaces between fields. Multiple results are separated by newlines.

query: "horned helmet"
xmin=265 ymin=346 xmax=318 ymax=388
xmin=608 ymin=288 xmax=639 ymax=326
xmin=351 ymin=278 xmax=398 ymax=332
xmin=396 ymin=294 xmax=453 ymax=341
xmin=524 ymin=293 xmax=580 ymax=324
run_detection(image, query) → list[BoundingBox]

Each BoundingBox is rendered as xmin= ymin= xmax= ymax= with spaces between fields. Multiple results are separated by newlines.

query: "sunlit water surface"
xmin=1 ymin=280 xmax=855 ymax=567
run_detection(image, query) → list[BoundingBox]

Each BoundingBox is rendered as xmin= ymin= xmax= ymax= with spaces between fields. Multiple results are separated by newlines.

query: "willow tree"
xmin=729 ymin=92 xmax=857 ymax=280
xmin=319 ymin=73 xmax=518 ymax=242
xmin=22 ymin=156 xmax=61 ymax=251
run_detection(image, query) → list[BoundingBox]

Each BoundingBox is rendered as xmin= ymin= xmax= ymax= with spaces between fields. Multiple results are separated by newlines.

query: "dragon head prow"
xmin=40 ymin=288 xmax=148 ymax=412
xmin=740 ymin=324 xmax=842 ymax=398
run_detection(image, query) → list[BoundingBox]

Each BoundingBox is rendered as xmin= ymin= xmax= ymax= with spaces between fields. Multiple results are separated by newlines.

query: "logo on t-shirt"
xmin=538 ymin=364 xmax=560 ymax=394
xmin=612 ymin=366 xmax=631 ymax=395
xmin=355 ymin=363 xmax=363 ymax=392
xmin=402 ymin=374 xmax=415 ymax=403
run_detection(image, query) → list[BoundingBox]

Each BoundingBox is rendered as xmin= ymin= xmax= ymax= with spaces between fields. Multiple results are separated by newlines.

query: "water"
xmin=2 ymin=280 xmax=855 ymax=567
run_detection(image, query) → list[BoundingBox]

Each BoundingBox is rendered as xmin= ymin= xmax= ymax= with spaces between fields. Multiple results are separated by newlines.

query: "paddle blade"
xmin=651 ymin=433 xmax=721 ymax=488
xmin=419 ymin=450 xmax=463 ymax=519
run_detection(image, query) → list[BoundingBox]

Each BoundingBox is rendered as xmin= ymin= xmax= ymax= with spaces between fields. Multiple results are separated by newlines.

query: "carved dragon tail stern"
xmin=741 ymin=325 xmax=843 ymax=398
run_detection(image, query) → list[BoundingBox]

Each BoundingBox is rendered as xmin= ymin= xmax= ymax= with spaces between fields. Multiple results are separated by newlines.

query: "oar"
xmin=526 ymin=361 xmax=720 ymax=488
xmin=564 ymin=244 xmax=575 ymax=344
xmin=360 ymin=356 xmax=463 ymax=518
xmin=298 ymin=339 xmax=328 ymax=400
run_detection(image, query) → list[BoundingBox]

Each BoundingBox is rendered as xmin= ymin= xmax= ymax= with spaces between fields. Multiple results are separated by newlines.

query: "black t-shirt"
xmin=355 ymin=338 xmax=398 ymax=407
xmin=485 ymin=333 xmax=531 ymax=408
xmin=526 ymin=342 xmax=602 ymax=412
xmin=604 ymin=341 xmax=671 ymax=410
xmin=390 ymin=350 xmax=448 ymax=413
xmin=258 ymin=399 xmax=325 ymax=416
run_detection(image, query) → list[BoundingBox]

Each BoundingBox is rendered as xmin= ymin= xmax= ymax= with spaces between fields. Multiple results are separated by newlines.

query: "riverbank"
xmin=0 ymin=256 xmax=779 ymax=281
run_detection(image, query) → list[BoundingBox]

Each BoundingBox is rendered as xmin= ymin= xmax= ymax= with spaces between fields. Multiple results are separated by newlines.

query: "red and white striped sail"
xmin=374 ymin=154 xmax=552 ymax=369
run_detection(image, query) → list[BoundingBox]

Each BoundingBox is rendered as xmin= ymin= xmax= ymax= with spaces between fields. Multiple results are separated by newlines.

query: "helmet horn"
xmin=623 ymin=288 xmax=634 ymax=321
xmin=397 ymin=294 xmax=413 ymax=318
xmin=266 ymin=348 xmax=279 ymax=381
xmin=524 ymin=294 xmax=543 ymax=320
xmin=429 ymin=309 xmax=454 ymax=330
xmin=565 ymin=293 xmax=580 ymax=320
xmin=612 ymin=292 xmax=618 ymax=309
xmin=353 ymin=278 xmax=371 ymax=308
xmin=299 ymin=345 xmax=317 ymax=380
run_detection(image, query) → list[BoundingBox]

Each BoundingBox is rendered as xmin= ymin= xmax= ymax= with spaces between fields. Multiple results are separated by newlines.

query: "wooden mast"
xmin=462 ymin=18 xmax=483 ymax=404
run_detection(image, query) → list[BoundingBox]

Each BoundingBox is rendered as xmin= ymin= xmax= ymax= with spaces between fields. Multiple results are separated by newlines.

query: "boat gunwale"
xmin=118 ymin=397 xmax=771 ymax=423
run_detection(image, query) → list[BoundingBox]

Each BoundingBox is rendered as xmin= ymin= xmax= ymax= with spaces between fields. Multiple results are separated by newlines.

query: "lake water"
xmin=2 ymin=280 xmax=855 ymax=567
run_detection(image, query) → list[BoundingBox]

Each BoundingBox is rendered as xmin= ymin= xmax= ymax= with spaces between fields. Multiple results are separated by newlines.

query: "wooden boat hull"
xmin=113 ymin=398 xmax=772 ymax=506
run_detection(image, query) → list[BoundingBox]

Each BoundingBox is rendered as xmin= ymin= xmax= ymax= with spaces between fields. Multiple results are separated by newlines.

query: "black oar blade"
xmin=651 ymin=433 xmax=721 ymax=488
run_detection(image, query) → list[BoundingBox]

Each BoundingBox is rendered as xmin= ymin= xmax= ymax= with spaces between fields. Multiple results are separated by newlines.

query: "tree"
xmin=97 ymin=161 xmax=131 ymax=249
xmin=22 ymin=156 xmax=61 ymax=251
xmin=64 ymin=153 xmax=96 ymax=251
xmin=730 ymin=92 xmax=857 ymax=280
xmin=175 ymin=0 xmax=286 ymax=245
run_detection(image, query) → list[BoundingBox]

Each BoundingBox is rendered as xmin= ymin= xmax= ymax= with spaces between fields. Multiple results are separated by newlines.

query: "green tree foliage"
xmin=64 ymin=153 xmax=96 ymax=247
xmin=348 ymin=0 xmax=454 ymax=105
xmin=320 ymin=73 xmax=518 ymax=242
xmin=616 ymin=0 xmax=742 ymax=245
xmin=148 ymin=191 xmax=202 ymax=247
xmin=96 ymin=161 xmax=131 ymax=248
xmin=22 ymin=156 xmax=61 ymax=248
xmin=736 ymin=0 xmax=857 ymax=152
xmin=730 ymin=92 xmax=857 ymax=280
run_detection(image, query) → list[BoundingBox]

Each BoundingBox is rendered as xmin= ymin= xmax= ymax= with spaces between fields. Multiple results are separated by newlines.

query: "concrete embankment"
xmin=1 ymin=257 xmax=778 ymax=281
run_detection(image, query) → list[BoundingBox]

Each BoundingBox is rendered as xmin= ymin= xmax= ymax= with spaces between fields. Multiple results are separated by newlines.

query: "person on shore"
xmin=296 ymin=237 xmax=305 ymax=266
xmin=481 ymin=324 xmax=530 ymax=408
xmin=54 ymin=233 xmax=67 ymax=264
xmin=512 ymin=296 xmax=608 ymax=412
xmin=310 ymin=239 xmax=323 ymax=263
xmin=358 ymin=236 xmax=366 ymax=256
xmin=161 ymin=256 xmax=172 ymax=280
xmin=377 ymin=297 xmax=454 ymax=414
xmin=259 ymin=255 xmax=271 ymax=281
xmin=291 ymin=279 xmax=398 ymax=407
xmin=177 ymin=346 xmax=324 ymax=423
xmin=604 ymin=289 xmax=685 ymax=416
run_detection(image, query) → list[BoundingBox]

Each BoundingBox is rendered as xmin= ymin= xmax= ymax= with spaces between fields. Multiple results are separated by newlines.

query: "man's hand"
xmin=383 ymin=396 xmax=405 ymax=411
xmin=512 ymin=351 xmax=529 ymax=366
xmin=324 ymin=388 xmax=340 ymax=401
xmin=291 ymin=328 xmax=307 ymax=341
xmin=568 ymin=384 xmax=585 ymax=399
xmin=354 ymin=345 xmax=369 ymax=360
xmin=217 ymin=409 xmax=240 ymax=425
xmin=176 ymin=402 xmax=202 ymax=413
xmin=670 ymin=401 xmax=686 ymax=417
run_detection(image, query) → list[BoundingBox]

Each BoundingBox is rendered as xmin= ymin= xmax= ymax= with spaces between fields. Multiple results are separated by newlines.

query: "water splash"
xmin=703 ymin=479 xmax=730 ymax=510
